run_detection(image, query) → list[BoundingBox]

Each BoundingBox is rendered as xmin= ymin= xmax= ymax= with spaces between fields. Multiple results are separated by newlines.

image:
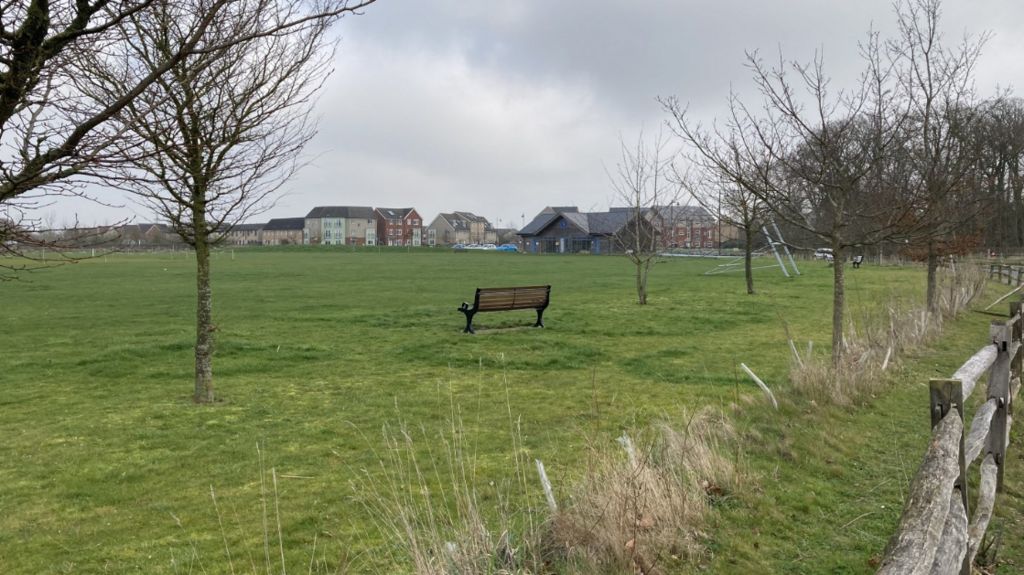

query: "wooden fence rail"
xmin=877 ymin=298 xmax=1022 ymax=575
xmin=989 ymin=263 xmax=1024 ymax=286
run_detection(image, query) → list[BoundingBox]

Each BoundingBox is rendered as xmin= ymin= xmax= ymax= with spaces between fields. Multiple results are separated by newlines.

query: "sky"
xmin=49 ymin=0 xmax=1024 ymax=231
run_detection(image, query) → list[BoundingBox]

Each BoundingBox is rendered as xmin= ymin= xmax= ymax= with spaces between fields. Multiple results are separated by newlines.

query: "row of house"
xmin=61 ymin=204 xmax=726 ymax=252
xmin=223 ymin=207 xmax=508 ymax=247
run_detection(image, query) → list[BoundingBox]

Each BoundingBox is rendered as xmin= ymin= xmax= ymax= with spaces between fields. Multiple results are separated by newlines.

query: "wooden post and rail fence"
xmin=877 ymin=297 xmax=1022 ymax=574
xmin=989 ymin=263 xmax=1024 ymax=286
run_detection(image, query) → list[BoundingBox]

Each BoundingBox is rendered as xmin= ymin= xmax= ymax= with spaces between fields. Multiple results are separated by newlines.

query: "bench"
xmin=457 ymin=285 xmax=551 ymax=334
xmin=852 ymin=255 xmax=864 ymax=268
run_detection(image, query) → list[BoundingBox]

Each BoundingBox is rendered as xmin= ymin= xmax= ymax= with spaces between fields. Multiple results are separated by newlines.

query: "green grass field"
xmin=1 ymin=248 xmax=1021 ymax=573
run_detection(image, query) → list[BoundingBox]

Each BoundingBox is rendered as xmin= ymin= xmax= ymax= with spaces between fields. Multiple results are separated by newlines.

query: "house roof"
xmin=375 ymin=207 xmax=415 ymax=219
xmin=518 ymin=213 xmax=558 ymax=236
xmin=519 ymin=209 xmax=635 ymax=237
xmin=518 ymin=206 xmax=580 ymax=236
xmin=437 ymin=213 xmax=469 ymax=230
xmin=231 ymin=223 xmax=265 ymax=232
xmin=263 ymin=217 xmax=306 ymax=231
xmin=586 ymin=211 xmax=632 ymax=235
xmin=306 ymin=206 xmax=374 ymax=219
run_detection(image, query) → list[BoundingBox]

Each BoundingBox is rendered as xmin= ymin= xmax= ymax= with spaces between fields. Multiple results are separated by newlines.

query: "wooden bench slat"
xmin=458 ymin=285 xmax=551 ymax=333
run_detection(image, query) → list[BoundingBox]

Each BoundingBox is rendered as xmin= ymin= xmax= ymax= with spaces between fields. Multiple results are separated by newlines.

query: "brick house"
xmin=304 ymin=206 xmax=376 ymax=245
xmin=262 ymin=217 xmax=305 ymax=245
xmin=640 ymin=205 xmax=719 ymax=249
xmin=375 ymin=208 xmax=424 ymax=246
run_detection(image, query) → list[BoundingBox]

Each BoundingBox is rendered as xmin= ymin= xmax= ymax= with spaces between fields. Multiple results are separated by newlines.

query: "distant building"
xmin=225 ymin=223 xmax=264 ymax=246
xmin=426 ymin=212 xmax=497 ymax=245
xmin=517 ymin=206 xmax=655 ymax=254
xmin=615 ymin=205 xmax=719 ymax=249
xmin=374 ymin=207 xmax=424 ymax=246
xmin=118 ymin=223 xmax=176 ymax=246
xmin=262 ymin=217 xmax=305 ymax=245
xmin=304 ymin=206 xmax=376 ymax=245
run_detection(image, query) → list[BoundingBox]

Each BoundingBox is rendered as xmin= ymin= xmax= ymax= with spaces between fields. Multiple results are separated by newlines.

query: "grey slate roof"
xmin=231 ymin=223 xmax=265 ymax=231
xmin=518 ymin=212 xmax=559 ymax=236
xmin=561 ymin=212 xmax=590 ymax=233
xmin=586 ymin=211 xmax=632 ymax=234
xmin=376 ymin=207 xmax=415 ymax=219
xmin=518 ymin=206 xmax=633 ymax=237
xmin=438 ymin=213 xmax=469 ymax=230
xmin=263 ymin=217 xmax=306 ymax=231
xmin=306 ymin=206 xmax=374 ymax=219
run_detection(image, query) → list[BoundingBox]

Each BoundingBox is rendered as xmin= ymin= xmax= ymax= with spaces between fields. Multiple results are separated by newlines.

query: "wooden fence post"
xmin=930 ymin=378 xmax=968 ymax=522
xmin=1011 ymin=299 xmax=1023 ymax=378
xmin=987 ymin=322 xmax=1011 ymax=493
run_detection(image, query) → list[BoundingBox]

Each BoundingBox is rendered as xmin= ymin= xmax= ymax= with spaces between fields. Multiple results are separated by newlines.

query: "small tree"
xmin=83 ymin=0 xmax=360 ymax=402
xmin=663 ymin=94 xmax=771 ymax=295
xmin=710 ymin=37 xmax=914 ymax=366
xmin=608 ymin=131 xmax=682 ymax=305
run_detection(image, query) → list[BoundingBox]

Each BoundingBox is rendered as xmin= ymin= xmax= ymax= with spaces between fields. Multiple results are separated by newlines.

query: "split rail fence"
xmin=877 ymin=297 xmax=1022 ymax=574
xmin=989 ymin=263 xmax=1024 ymax=286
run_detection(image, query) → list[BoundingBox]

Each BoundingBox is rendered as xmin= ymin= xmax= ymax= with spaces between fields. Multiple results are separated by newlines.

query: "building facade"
xmin=224 ymin=223 xmax=264 ymax=245
xmin=262 ymin=217 xmax=305 ymax=245
xmin=304 ymin=206 xmax=376 ymax=245
xmin=426 ymin=212 xmax=497 ymax=245
xmin=375 ymin=208 xmax=424 ymax=246
xmin=517 ymin=207 xmax=652 ymax=254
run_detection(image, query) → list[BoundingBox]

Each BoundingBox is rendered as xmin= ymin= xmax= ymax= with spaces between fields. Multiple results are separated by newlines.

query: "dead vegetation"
xmin=791 ymin=261 xmax=989 ymax=405
xmin=553 ymin=408 xmax=737 ymax=575
xmin=359 ymin=401 xmax=739 ymax=575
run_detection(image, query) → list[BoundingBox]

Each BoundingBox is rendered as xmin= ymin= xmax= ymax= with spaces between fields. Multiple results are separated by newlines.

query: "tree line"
xmin=662 ymin=0 xmax=1018 ymax=367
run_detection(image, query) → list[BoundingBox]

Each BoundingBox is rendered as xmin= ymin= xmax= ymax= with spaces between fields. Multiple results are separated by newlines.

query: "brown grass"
xmin=552 ymin=408 xmax=738 ymax=575
xmin=791 ymin=261 xmax=988 ymax=405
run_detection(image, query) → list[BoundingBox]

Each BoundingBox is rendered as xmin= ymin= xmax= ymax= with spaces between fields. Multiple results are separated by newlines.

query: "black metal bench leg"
xmin=463 ymin=310 xmax=476 ymax=334
xmin=534 ymin=308 xmax=545 ymax=328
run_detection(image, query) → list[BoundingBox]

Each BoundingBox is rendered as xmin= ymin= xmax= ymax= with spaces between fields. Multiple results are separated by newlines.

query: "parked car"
xmin=496 ymin=244 xmax=518 ymax=252
xmin=813 ymin=248 xmax=833 ymax=260
xmin=452 ymin=243 xmax=466 ymax=250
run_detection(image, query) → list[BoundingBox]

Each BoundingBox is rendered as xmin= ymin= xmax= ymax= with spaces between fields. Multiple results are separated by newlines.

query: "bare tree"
xmin=663 ymin=94 xmax=771 ymax=295
xmin=888 ymin=0 xmax=988 ymax=312
xmin=710 ymin=34 xmax=914 ymax=366
xmin=608 ymin=131 xmax=682 ymax=305
xmin=81 ymin=0 xmax=347 ymax=402
xmin=0 ymin=0 xmax=373 ymax=274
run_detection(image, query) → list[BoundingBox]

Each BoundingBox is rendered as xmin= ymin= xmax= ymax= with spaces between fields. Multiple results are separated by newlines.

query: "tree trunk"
xmin=743 ymin=223 xmax=754 ymax=294
xmin=926 ymin=240 xmax=939 ymax=314
xmin=831 ymin=244 xmax=845 ymax=368
xmin=1012 ymin=155 xmax=1023 ymax=247
xmin=194 ymin=227 xmax=215 ymax=403
xmin=635 ymin=259 xmax=647 ymax=305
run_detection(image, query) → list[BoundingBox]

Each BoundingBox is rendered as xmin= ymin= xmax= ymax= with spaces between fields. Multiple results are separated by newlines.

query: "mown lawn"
xmin=0 ymin=248 xmax=1019 ymax=573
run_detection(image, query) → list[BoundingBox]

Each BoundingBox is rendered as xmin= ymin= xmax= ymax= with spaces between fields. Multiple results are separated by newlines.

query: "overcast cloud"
xmin=55 ymin=0 xmax=1024 ymax=230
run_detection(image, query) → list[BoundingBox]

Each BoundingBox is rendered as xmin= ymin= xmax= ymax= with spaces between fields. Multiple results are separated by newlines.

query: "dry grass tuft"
xmin=553 ymin=408 xmax=738 ymax=574
xmin=355 ymin=409 xmax=553 ymax=575
xmin=791 ymin=261 xmax=988 ymax=405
